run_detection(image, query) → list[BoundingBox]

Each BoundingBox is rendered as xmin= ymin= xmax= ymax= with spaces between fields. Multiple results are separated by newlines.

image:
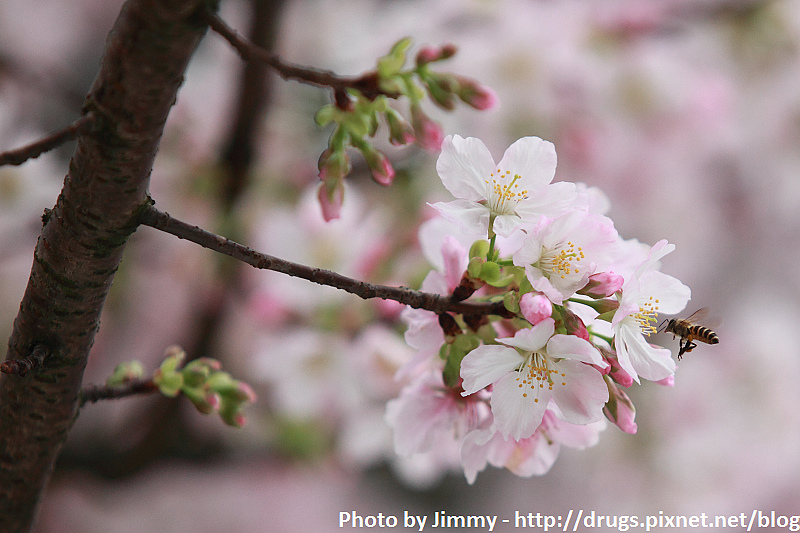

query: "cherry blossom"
xmin=512 ymin=210 xmax=619 ymax=304
xmin=612 ymin=239 xmax=691 ymax=382
xmin=460 ymin=318 xmax=608 ymax=440
xmin=430 ymin=135 xmax=576 ymax=238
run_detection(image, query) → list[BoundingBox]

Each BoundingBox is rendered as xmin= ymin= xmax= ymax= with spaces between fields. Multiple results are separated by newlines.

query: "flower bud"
xmin=424 ymin=72 xmax=457 ymax=110
xmin=385 ymin=109 xmax=415 ymax=146
xmin=317 ymin=181 xmax=344 ymax=222
xmin=562 ymin=307 xmax=590 ymax=340
xmin=106 ymin=361 xmax=144 ymax=387
xmin=410 ymin=104 xmax=444 ymax=152
xmin=454 ymin=76 xmax=498 ymax=111
xmin=356 ymin=141 xmax=395 ymax=186
xmin=578 ymin=271 xmax=624 ymax=298
xmin=602 ymin=350 xmax=634 ymax=387
xmin=604 ymin=379 xmax=638 ymax=434
xmin=318 ymin=147 xmax=351 ymax=182
xmin=519 ymin=293 xmax=552 ymax=325
xmin=415 ymin=43 xmax=457 ymax=66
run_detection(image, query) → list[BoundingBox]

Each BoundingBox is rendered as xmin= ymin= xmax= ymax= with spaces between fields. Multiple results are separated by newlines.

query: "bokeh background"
xmin=2 ymin=0 xmax=800 ymax=531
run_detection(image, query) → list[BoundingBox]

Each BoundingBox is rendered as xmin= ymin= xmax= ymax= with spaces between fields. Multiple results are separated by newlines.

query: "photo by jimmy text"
xmin=339 ymin=509 xmax=800 ymax=531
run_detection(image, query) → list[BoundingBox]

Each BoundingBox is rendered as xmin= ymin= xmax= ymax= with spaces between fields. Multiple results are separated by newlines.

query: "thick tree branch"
xmin=203 ymin=10 xmax=387 ymax=100
xmin=0 ymin=113 xmax=96 ymax=167
xmin=0 ymin=0 xmax=213 ymax=530
xmin=140 ymin=204 xmax=512 ymax=318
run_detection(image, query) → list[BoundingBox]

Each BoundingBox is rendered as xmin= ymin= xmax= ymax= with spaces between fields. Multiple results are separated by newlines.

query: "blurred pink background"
xmin=2 ymin=0 xmax=800 ymax=531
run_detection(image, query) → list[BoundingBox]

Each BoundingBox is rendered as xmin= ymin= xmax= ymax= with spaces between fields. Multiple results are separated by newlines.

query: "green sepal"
xmin=153 ymin=371 xmax=183 ymax=398
xmin=596 ymin=310 xmax=616 ymax=323
xmin=159 ymin=348 xmax=186 ymax=373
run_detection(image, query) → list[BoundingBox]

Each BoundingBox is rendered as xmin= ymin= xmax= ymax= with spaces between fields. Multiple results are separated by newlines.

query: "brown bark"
xmin=0 ymin=0 xmax=213 ymax=530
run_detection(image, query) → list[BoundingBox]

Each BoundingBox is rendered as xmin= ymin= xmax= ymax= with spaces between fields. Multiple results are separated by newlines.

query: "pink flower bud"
xmin=415 ymin=44 xmax=457 ymax=66
xmin=233 ymin=413 xmax=247 ymax=428
xmin=237 ymin=382 xmax=258 ymax=403
xmin=358 ymin=143 xmax=395 ymax=186
xmin=562 ymin=307 xmax=590 ymax=340
xmin=579 ymin=271 xmax=624 ymax=298
xmin=385 ymin=110 xmax=416 ymax=146
xmin=604 ymin=382 xmax=638 ymax=434
xmin=207 ymin=392 xmax=221 ymax=411
xmin=317 ymin=180 xmax=345 ymax=221
xmin=318 ymin=148 xmax=351 ymax=182
xmin=410 ymin=104 xmax=444 ymax=152
xmin=454 ymin=76 xmax=499 ymax=111
xmin=605 ymin=354 xmax=634 ymax=388
xmin=519 ymin=293 xmax=552 ymax=325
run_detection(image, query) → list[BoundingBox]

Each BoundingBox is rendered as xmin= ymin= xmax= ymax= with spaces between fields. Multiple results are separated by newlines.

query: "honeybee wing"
xmin=682 ymin=308 xmax=709 ymax=324
xmin=683 ymin=307 xmax=721 ymax=329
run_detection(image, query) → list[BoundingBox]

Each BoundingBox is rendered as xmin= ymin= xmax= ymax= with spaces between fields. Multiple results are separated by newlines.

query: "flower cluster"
xmin=387 ymin=135 xmax=691 ymax=483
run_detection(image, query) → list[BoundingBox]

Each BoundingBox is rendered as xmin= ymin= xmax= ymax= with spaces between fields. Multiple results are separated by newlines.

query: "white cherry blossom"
xmin=430 ymin=135 xmax=576 ymax=238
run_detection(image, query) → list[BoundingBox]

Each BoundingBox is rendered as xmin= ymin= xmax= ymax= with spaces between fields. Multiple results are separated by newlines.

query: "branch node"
xmin=0 ymin=345 xmax=51 ymax=377
xmin=0 ymin=113 xmax=96 ymax=167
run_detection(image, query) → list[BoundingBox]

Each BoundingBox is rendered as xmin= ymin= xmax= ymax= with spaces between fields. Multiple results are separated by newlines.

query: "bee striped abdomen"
xmin=687 ymin=325 xmax=719 ymax=345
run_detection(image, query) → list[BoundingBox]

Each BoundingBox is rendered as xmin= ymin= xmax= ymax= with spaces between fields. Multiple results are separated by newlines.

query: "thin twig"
xmin=140 ymin=204 xmax=512 ymax=318
xmin=0 ymin=113 xmax=96 ymax=167
xmin=203 ymin=11 xmax=386 ymax=99
xmin=79 ymin=379 xmax=158 ymax=407
xmin=0 ymin=345 xmax=50 ymax=376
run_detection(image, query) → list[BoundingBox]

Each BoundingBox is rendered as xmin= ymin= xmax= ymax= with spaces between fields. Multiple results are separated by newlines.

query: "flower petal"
xmin=515 ymin=181 xmax=578 ymax=220
xmin=460 ymin=345 xmax=522 ymax=395
xmin=639 ymin=271 xmax=691 ymax=315
xmin=436 ymin=135 xmax=495 ymax=202
xmin=497 ymin=318 xmax=555 ymax=352
xmin=547 ymin=334 xmax=607 ymax=367
xmin=491 ymin=372 xmax=549 ymax=440
xmin=548 ymin=359 xmax=608 ymax=424
xmin=429 ymin=199 xmax=489 ymax=236
xmin=497 ymin=136 xmax=557 ymax=188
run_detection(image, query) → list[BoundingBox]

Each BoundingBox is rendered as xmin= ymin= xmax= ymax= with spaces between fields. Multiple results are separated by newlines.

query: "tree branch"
xmin=140 ymin=204 xmax=512 ymax=318
xmin=79 ymin=379 xmax=158 ymax=407
xmin=0 ymin=0 xmax=213 ymax=530
xmin=203 ymin=10 xmax=387 ymax=99
xmin=0 ymin=113 xmax=96 ymax=167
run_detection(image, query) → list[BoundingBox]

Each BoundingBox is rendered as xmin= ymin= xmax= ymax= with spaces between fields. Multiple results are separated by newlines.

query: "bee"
xmin=658 ymin=308 xmax=719 ymax=360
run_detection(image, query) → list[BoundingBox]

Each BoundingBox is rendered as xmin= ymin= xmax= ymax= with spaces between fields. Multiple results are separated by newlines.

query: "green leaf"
xmin=504 ymin=291 xmax=520 ymax=314
xmin=469 ymin=239 xmax=490 ymax=259
xmin=106 ymin=361 xmax=144 ymax=387
xmin=314 ymin=104 xmax=336 ymax=127
xmin=478 ymin=261 xmax=501 ymax=283
xmin=377 ymin=37 xmax=413 ymax=78
xmin=442 ymin=334 xmax=480 ymax=387
xmin=467 ymin=256 xmax=484 ymax=279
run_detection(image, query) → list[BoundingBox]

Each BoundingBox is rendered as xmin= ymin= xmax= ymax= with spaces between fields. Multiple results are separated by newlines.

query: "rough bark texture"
xmin=0 ymin=0 xmax=213 ymax=530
